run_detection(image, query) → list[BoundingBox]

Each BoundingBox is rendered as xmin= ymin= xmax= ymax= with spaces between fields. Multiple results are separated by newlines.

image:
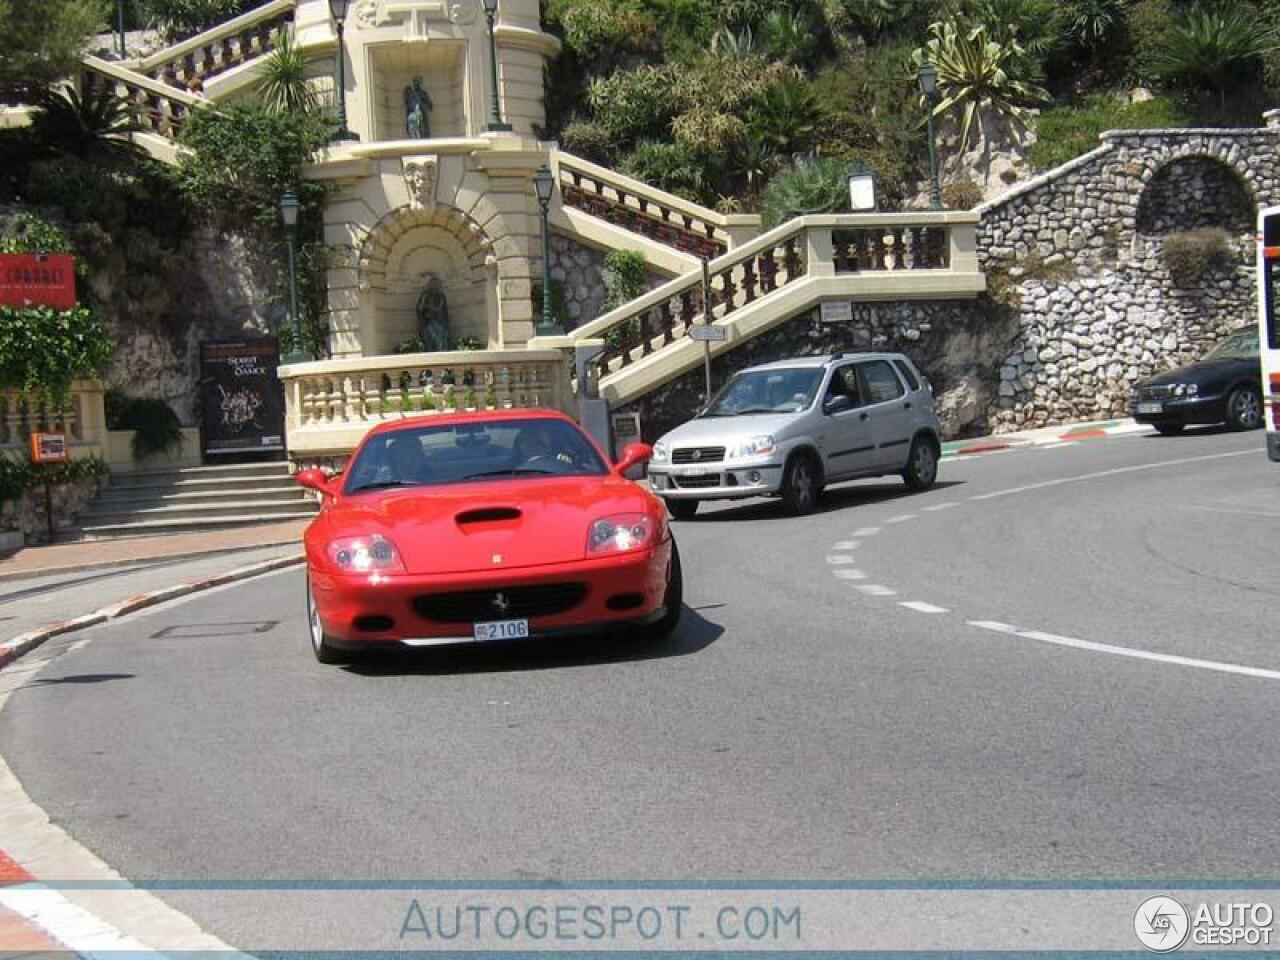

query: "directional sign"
xmin=689 ymin=325 xmax=728 ymax=342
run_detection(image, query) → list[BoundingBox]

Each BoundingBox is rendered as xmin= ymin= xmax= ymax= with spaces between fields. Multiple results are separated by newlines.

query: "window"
xmin=824 ymin=366 xmax=862 ymax=407
xmin=892 ymin=358 xmax=921 ymax=391
xmin=703 ymin=368 xmax=823 ymax=416
xmin=858 ymin=360 xmax=905 ymax=404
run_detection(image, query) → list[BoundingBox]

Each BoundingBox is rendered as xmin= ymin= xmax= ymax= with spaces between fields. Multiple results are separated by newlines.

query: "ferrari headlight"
xmin=652 ymin=441 xmax=669 ymax=462
xmin=587 ymin=513 xmax=656 ymax=555
xmin=327 ymin=535 xmax=405 ymax=573
xmin=732 ymin=435 xmax=777 ymax=458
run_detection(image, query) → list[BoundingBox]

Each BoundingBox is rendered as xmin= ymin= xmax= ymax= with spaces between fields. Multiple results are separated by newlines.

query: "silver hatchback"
xmin=647 ymin=352 xmax=942 ymax=518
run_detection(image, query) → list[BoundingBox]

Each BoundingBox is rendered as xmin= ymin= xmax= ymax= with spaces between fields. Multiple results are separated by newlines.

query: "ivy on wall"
xmin=0 ymin=455 xmax=108 ymax=504
xmin=0 ymin=305 xmax=113 ymax=406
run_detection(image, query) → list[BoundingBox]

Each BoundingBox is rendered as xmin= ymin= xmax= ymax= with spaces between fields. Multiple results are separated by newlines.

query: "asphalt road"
xmin=2 ymin=426 xmax=1277 ymax=944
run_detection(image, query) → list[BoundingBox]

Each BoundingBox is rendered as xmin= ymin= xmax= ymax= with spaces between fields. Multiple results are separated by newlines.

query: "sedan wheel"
xmin=1227 ymin=386 xmax=1263 ymax=431
xmin=903 ymin=436 xmax=939 ymax=491
xmin=307 ymin=576 xmax=348 ymax=665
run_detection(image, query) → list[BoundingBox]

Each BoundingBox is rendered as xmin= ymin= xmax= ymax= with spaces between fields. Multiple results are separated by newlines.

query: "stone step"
xmin=94 ymin=485 xmax=309 ymax=506
xmin=64 ymin=513 xmax=314 ymax=542
xmin=109 ymin=461 xmax=292 ymax=487
xmin=80 ymin=499 xmax=317 ymax=524
xmin=105 ymin=473 xmax=300 ymax=494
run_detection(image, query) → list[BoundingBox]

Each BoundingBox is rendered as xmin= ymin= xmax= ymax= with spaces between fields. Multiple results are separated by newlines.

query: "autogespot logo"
xmin=1134 ymin=896 xmax=1191 ymax=952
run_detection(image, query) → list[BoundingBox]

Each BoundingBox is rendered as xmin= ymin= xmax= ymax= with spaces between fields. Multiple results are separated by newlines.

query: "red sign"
xmin=29 ymin=432 xmax=68 ymax=464
xmin=0 ymin=253 xmax=76 ymax=309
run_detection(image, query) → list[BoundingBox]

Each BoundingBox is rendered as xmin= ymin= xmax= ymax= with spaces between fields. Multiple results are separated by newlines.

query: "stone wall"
xmin=549 ymin=233 xmax=670 ymax=330
xmin=0 ymin=475 xmax=104 ymax=544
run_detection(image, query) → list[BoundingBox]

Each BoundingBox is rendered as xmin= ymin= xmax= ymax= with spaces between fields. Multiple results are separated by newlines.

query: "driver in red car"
xmin=512 ymin=423 xmax=572 ymax=467
xmin=387 ymin=437 xmax=432 ymax=484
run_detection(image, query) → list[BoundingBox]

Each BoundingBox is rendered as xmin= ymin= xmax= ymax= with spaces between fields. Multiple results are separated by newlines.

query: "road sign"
xmin=689 ymin=325 xmax=728 ymax=342
xmin=29 ymin=432 xmax=68 ymax=464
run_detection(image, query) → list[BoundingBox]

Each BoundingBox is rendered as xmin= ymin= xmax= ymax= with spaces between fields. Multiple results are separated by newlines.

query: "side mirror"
xmin=824 ymin=395 xmax=853 ymax=416
xmin=296 ymin=467 xmax=337 ymax=497
xmin=615 ymin=442 xmax=653 ymax=475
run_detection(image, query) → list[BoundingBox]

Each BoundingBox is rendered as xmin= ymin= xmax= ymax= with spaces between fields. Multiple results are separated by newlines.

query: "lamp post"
xmin=532 ymin=165 xmax=561 ymax=336
xmin=116 ymin=0 xmax=127 ymax=58
xmin=917 ymin=61 xmax=943 ymax=210
xmin=328 ymin=0 xmax=359 ymax=141
xmin=481 ymin=0 xmax=512 ymax=132
xmin=280 ymin=192 xmax=305 ymax=364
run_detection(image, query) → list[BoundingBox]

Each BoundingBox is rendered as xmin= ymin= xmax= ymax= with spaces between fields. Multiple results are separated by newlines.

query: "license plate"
xmin=1138 ymin=402 xmax=1163 ymax=414
xmin=473 ymin=619 xmax=529 ymax=641
xmin=678 ymin=467 xmax=709 ymax=477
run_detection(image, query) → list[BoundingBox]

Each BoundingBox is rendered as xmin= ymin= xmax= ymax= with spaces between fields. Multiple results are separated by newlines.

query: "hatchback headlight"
xmin=652 ymin=441 xmax=669 ymax=462
xmin=732 ymin=435 xmax=777 ymax=458
xmin=327 ymin=535 xmax=405 ymax=573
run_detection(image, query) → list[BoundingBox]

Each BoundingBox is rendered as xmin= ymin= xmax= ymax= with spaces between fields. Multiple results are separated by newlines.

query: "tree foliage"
xmin=1150 ymin=4 xmax=1278 ymax=103
xmin=0 ymin=0 xmax=107 ymax=102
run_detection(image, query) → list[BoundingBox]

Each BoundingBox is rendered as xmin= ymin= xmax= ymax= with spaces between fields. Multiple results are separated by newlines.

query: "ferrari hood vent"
xmin=455 ymin=506 xmax=522 ymax=524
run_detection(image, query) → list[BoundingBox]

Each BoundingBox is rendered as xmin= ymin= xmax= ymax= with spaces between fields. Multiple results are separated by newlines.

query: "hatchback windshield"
xmin=343 ymin=418 xmax=608 ymax=493
xmin=1204 ymin=330 xmax=1259 ymax=360
xmin=701 ymin=367 xmax=823 ymax=417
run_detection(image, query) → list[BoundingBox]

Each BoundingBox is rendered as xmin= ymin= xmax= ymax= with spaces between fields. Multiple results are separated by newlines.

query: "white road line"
xmin=969 ymin=450 xmax=1255 ymax=502
xmin=899 ymin=601 xmax=948 ymax=614
xmin=966 ymin=621 xmax=1022 ymax=634
xmin=921 ymin=503 xmax=959 ymax=513
xmin=857 ymin=585 xmax=897 ymax=597
xmin=853 ymin=527 xmax=881 ymax=536
xmin=1183 ymin=504 xmax=1280 ymax=520
xmin=825 ymin=555 xmax=855 ymax=565
xmin=0 ymin=886 xmax=152 ymax=954
xmin=832 ymin=540 xmax=862 ymax=550
xmin=1039 ymin=442 xmax=1072 ymax=450
xmin=884 ymin=514 xmax=917 ymax=524
xmin=832 ymin=569 xmax=867 ymax=580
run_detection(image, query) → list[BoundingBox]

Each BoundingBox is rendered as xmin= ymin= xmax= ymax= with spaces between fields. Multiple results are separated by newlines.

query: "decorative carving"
xmin=353 ymin=0 xmax=379 ymax=28
xmin=403 ymin=156 xmax=438 ymax=210
xmin=449 ymin=0 xmax=478 ymax=24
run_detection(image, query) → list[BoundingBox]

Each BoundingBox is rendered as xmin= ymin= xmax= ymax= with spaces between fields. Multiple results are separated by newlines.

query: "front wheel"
xmin=1226 ymin=385 xmax=1263 ymax=431
xmin=666 ymin=498 xmax=700 ymax=521
xmin=902 ymin=436 xmax=939 ymax=491
xmin=307 ymin=576 xmax=349 ymax=665
xmin=1153 ymin=423 xmax=1185 ymax=436
xmin=648 ymin=540 xmax=683 ymax=639
xmin=780 ymin=453 xmax=820 ymax=516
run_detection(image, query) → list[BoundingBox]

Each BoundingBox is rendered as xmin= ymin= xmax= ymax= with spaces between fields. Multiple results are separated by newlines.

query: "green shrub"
xmin=105 ymin=391 xmax=183 ymax=459
xmin=1161 ymin=227 xmax=1235 ymax=286
xmin=942 ymin=180 xmax=985 ymax=210
xmin=760 ymin=155 xmax=849 ymax=229
xmin=1030 ymin=93 xmax=1191 ymax=170
xmin=141 ymin=0 xmax=244 ymax=38
xmin=619 ymin=141 xmax=712 ymax=202
xmin=0 ymin=455 xmax=108 ymax=505
xmin=0 ymin=306 xmax=111 ymax=406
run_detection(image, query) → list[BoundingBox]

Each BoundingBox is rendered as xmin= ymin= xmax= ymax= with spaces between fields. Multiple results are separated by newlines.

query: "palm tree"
xmin=257 ymin=28 xmax=315 ymax=115
xmin=759 ymin=155 xmax=849 ymax=228
xmin=32 ymin=85 xmax=146 ymax=161
xmin=1151 ymin=4 xmax=1278 ymax=109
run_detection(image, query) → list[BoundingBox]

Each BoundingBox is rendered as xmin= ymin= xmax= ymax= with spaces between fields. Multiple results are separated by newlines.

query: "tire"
xmin=648 ymin=539 xmax=683 ymax=639
xmin=780 ymin=451 xmax=820 ymax=516
xmin=1226 ymin=385 xmax=1263 ymax=431
xmin=902 ymin=435 xmax=939 ymax=492
xmin=666 ymin=498 xmax=700 ymax=521
xmin=1154 ymin=423 xmax=1185 ymax=436
xmin=306 ymin=576 xmax=349 ymax=665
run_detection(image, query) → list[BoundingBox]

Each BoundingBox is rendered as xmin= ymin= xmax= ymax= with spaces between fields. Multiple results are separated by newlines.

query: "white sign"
xmin=689 ymin=325 xmax=728 ymax=342
xmin=849 ymin=172 xmax=877 ymax=211
xmin=820 ymin=301 xmax=853 ymax=324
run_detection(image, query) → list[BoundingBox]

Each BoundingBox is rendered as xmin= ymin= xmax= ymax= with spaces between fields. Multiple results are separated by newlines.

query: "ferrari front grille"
xmin=412 ymin=583 xmax=587 ymax=623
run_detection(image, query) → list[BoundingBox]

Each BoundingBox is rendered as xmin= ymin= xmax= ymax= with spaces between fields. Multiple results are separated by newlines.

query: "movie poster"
xmin=199 ymin=338 xmax=285 ymax=456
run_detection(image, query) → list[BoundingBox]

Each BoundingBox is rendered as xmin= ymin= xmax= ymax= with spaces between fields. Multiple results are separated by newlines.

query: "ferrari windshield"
xmin=701 ymin=367 xmax=823 ymax=417
xmin=344 ymin=418 xmax=609 ymax=493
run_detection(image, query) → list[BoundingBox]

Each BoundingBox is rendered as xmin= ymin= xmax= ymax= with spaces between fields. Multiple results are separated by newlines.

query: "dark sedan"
xmin=1131 ymin=327 xmax=1263 ymax=435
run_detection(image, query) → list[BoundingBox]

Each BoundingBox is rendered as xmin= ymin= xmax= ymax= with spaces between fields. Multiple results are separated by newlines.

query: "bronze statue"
xmin=404 ymin=76 xmax=433 ymax=139
xmin=416 ymin=276 xmax=449 ymax=352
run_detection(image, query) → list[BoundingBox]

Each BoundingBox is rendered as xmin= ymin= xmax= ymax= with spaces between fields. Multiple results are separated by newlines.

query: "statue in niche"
xmin=416 ymin=276 xmax=449 ymax=352
xmin=404 ymin=76 xmax=433 ymax=139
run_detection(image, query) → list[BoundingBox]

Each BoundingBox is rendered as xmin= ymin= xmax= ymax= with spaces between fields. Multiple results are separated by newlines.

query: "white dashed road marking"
xmin=899 ymin=601 xmax=949 ymax=614
xmin=852 ymin=527 xmax=881 ymax=536
xmin=832 ymin=569 xmax=866 ymax=580
xmin=921 ymin=503 xmax=959 ymax=513
xmin=884 ymin=514 xmax=917 ymax=524
xmin=856 ymin=585 xmax=897 ymax=597
xmin=826 ymin=555 xmax=856 ymax=565
xmin=832 ymin=540 xmax=862 ymax=551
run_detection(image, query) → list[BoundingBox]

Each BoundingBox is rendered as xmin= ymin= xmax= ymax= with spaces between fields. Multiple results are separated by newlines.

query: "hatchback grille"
xmin=672 ymin=474 xmax=722 ymax=489
xmin=672 ymin=446 xmax=726 ymax=464
xmin=412 ymin=583 xmax=587 ymax=623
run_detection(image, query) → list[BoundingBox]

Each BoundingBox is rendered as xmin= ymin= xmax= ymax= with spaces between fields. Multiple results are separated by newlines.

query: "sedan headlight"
xmin=587 ymin=513 xmax=657 ymax=555
xmin=731 ymin=435 xmax=777 ymax=458
xmin=327 ymin=535 xmax=406 ymax=573
xmin=1172 ymin=383 xmax=1200 ymax=398
xmin=652 ymin=441 xmax=669 ymax=463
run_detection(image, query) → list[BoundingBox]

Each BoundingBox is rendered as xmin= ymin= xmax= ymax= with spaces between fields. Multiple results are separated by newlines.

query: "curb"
xmin=942 ymin=419 xmax=1149 ymax=458
xmin=0 ymin=553 xmax=304 ymax=670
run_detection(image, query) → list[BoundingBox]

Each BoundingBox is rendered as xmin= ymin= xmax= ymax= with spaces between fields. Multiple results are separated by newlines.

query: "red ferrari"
xmin=295 ymin=409 xmax=682 ymax=664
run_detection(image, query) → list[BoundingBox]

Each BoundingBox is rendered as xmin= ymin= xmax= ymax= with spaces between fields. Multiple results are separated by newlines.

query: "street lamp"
xmin=481 ymin=0 xmax=512 ymax=132
xmin=532 ymin=165 xmax=561 ymax=336
xmin=917 ymin=61 xmax=943 ymax=210
xmin=116 ymin=0 xmax=127 ymax=58
xmin=280 ymin=192 xmax=305 ymax=364
xmin=328 ymin=0 xmax=359 ymax=141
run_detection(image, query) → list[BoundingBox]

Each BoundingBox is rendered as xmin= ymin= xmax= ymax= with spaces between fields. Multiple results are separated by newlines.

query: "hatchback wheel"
xmin=666 ymin=498 xmax=700 ymax=521
xmin=780 ymin=453 xmax=820 ymax=516
xmin=902 ymin=436 xmax=939 ymax=492
xmin=307 ymin=577 xmax=349 ymax=665
xmin=1226 ymin=385 xmax=1262 ymax=431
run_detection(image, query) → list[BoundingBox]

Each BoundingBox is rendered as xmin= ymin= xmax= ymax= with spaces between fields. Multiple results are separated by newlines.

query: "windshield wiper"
xmin=462 ymin=468 xmax=557 ymax=480
xmin=347 ymin=480 xmax=422 ymax=493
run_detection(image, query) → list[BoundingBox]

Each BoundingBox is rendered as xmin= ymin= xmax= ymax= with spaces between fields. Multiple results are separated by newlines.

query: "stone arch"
xmin=1135 ymin=149 xmax=1256 ymax=236
xmin=357 ymin=203 xmax=495 ymax=291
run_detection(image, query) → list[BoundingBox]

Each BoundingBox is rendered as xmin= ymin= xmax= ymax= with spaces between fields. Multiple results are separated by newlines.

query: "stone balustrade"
xmin=82 ymin=57 xmax=204 ymax=139
xmin=0 ymin=381 xmax=107 ymax=457
xmin=129 ymin=0 xmax=296 ymax=90
xmin=279 ymin=350 xmax=575 ymax=456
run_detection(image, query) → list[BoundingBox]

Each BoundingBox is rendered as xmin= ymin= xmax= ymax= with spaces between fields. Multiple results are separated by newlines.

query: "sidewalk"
xmin=0 ymin=518 xmax=309 ymax=582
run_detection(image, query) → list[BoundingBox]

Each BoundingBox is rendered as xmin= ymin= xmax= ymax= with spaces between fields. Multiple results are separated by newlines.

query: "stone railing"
xmin=82 ymin=56 xmax=205 ymax=139
xmin=0 ymin=381 xmax=107 ymax=455
xmin=568 ymin=213 xmax=977 ymax=376
xmin=553 ymin=152 xmax=761 ymax=259
xmin=125 ymin=0 xmax=296 ymax=91
xmin=279 ymin=349 xmax=575 ymax=456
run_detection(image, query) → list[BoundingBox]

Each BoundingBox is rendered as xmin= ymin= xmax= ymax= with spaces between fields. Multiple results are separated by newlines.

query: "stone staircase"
xmin=65 ymin=461 xmax=316 ymax=541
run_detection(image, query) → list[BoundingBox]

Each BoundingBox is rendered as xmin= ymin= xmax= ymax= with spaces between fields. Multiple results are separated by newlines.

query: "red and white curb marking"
xmin=942 ymin=420 xmax=1152 ymax=460
xmin=0 ymin=553 xmax=304 ymax=670
xmin=824 ymin=448 xmax=1280 ymax=682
